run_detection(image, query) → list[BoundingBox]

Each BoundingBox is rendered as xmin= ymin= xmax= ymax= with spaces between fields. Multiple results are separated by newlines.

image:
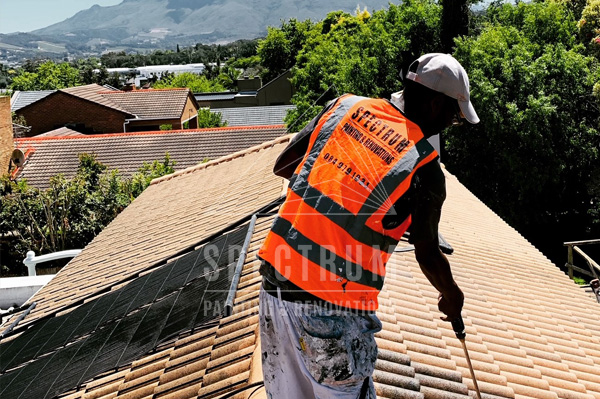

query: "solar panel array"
xmin=0 ymin=225 xmax=249 ymax=399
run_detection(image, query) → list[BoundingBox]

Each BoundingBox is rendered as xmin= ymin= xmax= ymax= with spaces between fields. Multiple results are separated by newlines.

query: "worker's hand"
xmin=438 ymin=286 xmax=464 ymax=321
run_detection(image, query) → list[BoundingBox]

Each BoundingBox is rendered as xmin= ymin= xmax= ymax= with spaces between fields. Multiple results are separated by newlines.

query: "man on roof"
xmin=257 ymin=53 xmax=480 ymax=399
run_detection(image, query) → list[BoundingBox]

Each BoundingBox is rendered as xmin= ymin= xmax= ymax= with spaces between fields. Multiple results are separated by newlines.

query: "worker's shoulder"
xmin=415 ymin=159 xmax=444 ymax=183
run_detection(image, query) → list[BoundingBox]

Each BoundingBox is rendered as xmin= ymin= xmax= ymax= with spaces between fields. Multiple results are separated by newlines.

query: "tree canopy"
xmin=260 ymin=1 xmax=443 ymax=129
xmin=152 ymin=71 xmax=226 ymax=92
xmin=448 ymin=1 xmax=599 ymax=261
xmin=10 ymin=61 xmax=81 ymax=91
xmin=257 ymin=0 xmax=600 ymax=272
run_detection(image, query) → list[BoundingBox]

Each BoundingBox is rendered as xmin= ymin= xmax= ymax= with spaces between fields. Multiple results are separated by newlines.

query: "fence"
xmin=564 ymin=239 xmax=600 ymax=280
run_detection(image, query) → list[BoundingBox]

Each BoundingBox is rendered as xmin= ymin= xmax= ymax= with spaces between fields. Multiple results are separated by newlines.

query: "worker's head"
xmin=392 ymin=53 xmax=479 ymax=137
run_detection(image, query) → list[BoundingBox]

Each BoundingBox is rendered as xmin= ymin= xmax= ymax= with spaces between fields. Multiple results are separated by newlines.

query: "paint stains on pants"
xmin=259 ymin=287 xmax=381 ymax=399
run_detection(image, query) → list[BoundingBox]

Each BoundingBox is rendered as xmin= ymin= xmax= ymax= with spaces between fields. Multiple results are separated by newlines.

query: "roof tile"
xmin=15 ymin=126 xmax=288 ymax=189
xmin=373 ymin=369 xmax=421 ymax=391
xmin=101 ymin=88 xmax=192 ymax=119
xmin=2 ymin=137 xmax=599 ymax=399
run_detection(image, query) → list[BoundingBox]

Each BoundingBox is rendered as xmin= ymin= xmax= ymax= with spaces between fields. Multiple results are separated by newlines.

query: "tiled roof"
xmin=102 ymin=88 xmax=195 ymax=119
xmin=4 ymin=136 xmax=290 ymax=330
xmin=212 ymin=105 xmax=295 ymax=127
xmin=12 ymin=85 xmax=196 ymax=120
xmin=1 ymin=137 xmax=599 ymax=399
xmin=14 ymin=126 xmax=288 ymax=189
xmin=10 ymin=90 xmax=56 ymax=111
xmin=35 ymin=127 xmax=86 ymax=137
xmin=61 ymin=84 xmax=132 ymax=115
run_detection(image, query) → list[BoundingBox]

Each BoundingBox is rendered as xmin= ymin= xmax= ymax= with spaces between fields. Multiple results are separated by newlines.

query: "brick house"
xmin=13 ymin=84 xmax=199 ymax=137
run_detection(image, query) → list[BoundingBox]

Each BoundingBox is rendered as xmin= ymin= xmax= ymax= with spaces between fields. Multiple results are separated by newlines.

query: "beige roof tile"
xmin=2 ymin=137 xmax=599 ymax=399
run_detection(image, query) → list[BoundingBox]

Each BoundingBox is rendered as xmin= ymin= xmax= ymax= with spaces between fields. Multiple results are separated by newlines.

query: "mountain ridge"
xmin=34 ymin=0 xmax=391 ymax=45
xmin=0 ymin=0 xmax=390 ymax=62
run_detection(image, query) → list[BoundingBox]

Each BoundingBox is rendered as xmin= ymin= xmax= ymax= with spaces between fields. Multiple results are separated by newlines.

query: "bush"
xmin=197 ymin=108 xmax=227 ymax=128
xmin=0 ymin=153 xmax=175 ymax=276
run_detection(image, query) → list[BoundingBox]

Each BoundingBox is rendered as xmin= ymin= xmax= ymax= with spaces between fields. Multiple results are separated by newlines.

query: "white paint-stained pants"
xmin=259 ymin=286 xmax=381 ymax=399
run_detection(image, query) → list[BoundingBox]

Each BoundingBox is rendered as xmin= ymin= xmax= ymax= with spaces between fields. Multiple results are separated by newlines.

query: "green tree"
xmin=284 ymin=1 xmax=442 ymax=129
xmin=122 ymin=154 xmax=176 ymax=199
xmin=153 ymin=72 xmax=225 ymax=92
xmin=449 ymin=1 xmax=600 ymax=263
xmin=197 ymin=108 xmax=227 ymax=128
xmin=10 ymin=61 xmax=81 ymax=90
xmin=257 ymin=19 xmax=313 ymax=82
xmin=0 ymin=153 xmax=176 ymax=276
xmin=257 ymin=28 xmax=292 ymax=82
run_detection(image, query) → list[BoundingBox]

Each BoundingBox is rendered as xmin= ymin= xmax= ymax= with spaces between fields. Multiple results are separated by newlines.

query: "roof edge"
xmin=98 ymin=87 xmax=189 ymax=94
xmin=150 ymin=133 xmax=294 ymax=186
xmin=14 ymin=125 xmax=287 ymax=142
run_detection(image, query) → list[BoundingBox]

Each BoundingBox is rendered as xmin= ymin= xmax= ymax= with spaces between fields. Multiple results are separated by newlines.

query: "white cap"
xmin=401 ymin=53 xmax=479 ymax=124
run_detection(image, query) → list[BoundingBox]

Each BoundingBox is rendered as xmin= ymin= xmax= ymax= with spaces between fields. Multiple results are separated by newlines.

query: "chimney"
xmin=0 ymin=96 xmax=14 ymax=175
xmin=122 ymin=78 xmax=136 ymax=92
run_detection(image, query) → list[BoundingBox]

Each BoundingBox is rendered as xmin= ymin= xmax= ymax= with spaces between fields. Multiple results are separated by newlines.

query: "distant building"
xmin=105 ymin=63 xmax=210 ymax=87
xmin=12 ymin=84 xmax=199 ymax=137
xmin=196 ymin=70 xmax=294 ymax=109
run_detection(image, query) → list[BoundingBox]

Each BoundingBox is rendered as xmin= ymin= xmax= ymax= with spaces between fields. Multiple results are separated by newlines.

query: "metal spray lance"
xmin=451 ymin=316 xmax=483 ymax=399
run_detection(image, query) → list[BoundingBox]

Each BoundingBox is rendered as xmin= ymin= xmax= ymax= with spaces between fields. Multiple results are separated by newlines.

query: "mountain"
xmin=0 ymin=0 xmax=391 ymax=62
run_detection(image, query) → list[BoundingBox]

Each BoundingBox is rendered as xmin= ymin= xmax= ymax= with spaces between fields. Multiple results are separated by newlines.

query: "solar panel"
xmin=0 ymin=223 xmax=250 ymax=399
xmin=157 ymin=276 xmax=209 ymax=343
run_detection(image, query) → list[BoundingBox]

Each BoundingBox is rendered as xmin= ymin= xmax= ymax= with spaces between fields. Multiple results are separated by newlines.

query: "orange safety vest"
xmin=258 ymin=94 xmax=439 ymax=311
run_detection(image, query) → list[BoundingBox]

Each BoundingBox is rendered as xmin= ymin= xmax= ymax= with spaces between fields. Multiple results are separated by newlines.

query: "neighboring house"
xmin=195 ymin=70 xmax=294 ymax=109
xmin=211 ymin=104 xmax=295 ymax=127
xmin=12 ymin=125 xmax=287 ymax=189
xmin=0 ymin=136 xmax=598 ymax=399
xmin=11 ymin=84 xmax=200 ymax=137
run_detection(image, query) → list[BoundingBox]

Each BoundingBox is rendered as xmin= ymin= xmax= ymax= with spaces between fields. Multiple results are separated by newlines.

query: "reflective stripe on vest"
xmin=258 ymin=94 xmax=439 ymax=310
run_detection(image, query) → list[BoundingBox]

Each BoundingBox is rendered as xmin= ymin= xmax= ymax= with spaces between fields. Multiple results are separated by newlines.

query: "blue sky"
xmin=0 ymin=0 xmax=122 ymax=34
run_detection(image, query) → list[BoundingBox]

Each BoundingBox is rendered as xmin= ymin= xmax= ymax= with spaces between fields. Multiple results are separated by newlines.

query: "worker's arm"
xmin=274 ymin=99 xmax=339 ymax=179
xmin=414 ymin=240 xmax=464 ymax=320
xmin=273 ymin=125 xmax=312 ymax=178
xmin=408 ymin=162 xmax=464 ymax=320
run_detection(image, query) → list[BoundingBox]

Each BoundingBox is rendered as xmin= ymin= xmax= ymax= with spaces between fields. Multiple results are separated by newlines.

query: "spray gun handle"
xmin=451 ymin=316 xmax=466 ymax=340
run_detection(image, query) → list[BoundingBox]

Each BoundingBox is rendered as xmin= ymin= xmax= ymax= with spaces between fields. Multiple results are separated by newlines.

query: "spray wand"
xmin=451 ymin=316 xmax=483 ymax=399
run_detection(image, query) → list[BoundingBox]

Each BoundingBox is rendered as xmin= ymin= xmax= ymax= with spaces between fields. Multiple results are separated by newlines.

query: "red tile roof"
xmin=47 ymin=84 xmax=196 ymax=120
xmin=61 ymin=84 xmax=132 ymax=114
xmin=101 ymin=88 xmax=195 ymax=119
xmin=14 ymin=125 xmax=288 ymax=189
xmin=34 ymin=127 xmax=86 ymax=137
xmin=1 ymin=137 xmax=599 ymax=399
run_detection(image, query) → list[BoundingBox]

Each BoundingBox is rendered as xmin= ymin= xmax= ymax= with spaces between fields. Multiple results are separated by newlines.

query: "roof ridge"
xmin=60 ymin=84 xmax=133 ymax=115
xmin=150 ymin=133 xmax=294 ymax=186
xmin=99 ymin=88 xmax=189 ymax=94
xmin=14 ymin=125 xmax=287 ymax=142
